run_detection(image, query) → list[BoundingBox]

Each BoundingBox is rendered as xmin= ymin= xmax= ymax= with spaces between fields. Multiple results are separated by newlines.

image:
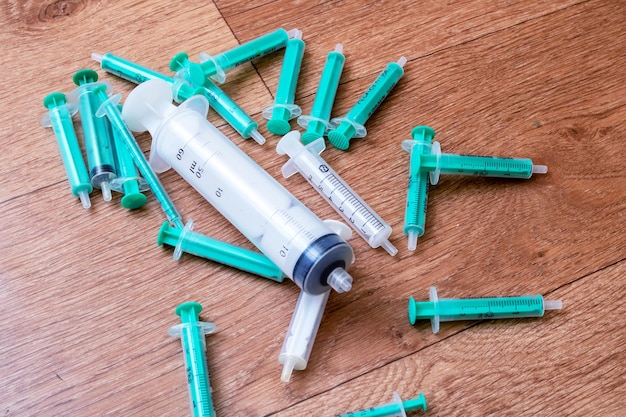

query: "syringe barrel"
xmin=279 ymin=135 xmax=394 ymax=252
xmin=436 ymin=295 xmax=546 ymax=321
xmin=72 ymin=84 xmax=117 ymax=188
xmin=158 ymin=221 xmax=285 ymax=282
xmin=42 ymin=96 xmax=93 ymax=198
xmin=94 ymin=87 xmax=184 ymax=228
xmin=345 ymin=60 xmax=405 ymax=124
xmin=169 ymin=302 xmax=216 ymax=417
xmin=436 ymin=153 xmax=535 ymax=179
xmin=403 ymin=127 xmax=434 ymax=241
xmin=202 ymin=79 xmax=258 ymax=138
xmin=309 ymin=47 xmax=345 ymax=120
xmin=208 ymin=27 xmax=290 ymax=76
xmin=124 ymin=80 xmax=354 ymax=294
xmin=99 ymin=52 xmax=172 ymax=85
xmin=274 ymin=36 xmax=305 ymax=105
xmin=279 ymin=289 xmax=330 ymax=382
xmin=98 ymin=53 xmax=257 ymax=139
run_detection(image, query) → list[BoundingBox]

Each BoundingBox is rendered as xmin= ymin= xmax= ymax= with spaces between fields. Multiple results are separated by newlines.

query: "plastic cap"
xmin=397 ymin=56 xmax=408 ymax=67
xmin=532 ymin=164 xmax=548 ymax=174
xmin=327 ymin=267 xmax=352 ymax=293
xmin=334 ymin=44 xmax=344 ymax=53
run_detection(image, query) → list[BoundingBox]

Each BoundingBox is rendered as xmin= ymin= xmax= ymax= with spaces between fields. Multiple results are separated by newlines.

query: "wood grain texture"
xmin=0 ymin=0 xmax=624 ymax=416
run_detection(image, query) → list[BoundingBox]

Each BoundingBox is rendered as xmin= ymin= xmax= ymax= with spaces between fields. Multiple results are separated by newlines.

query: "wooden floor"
xmin=1 ymin=1 xmax=624 ymax=416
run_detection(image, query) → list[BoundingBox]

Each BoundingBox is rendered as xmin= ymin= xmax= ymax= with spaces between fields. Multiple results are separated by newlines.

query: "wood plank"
xmin=0 ymin=1 xmax=272 ymax=204
xmin=0 ymin=0 xmax=624 ymax=416
xmin=272 ymin=261 xmax=626 ymax=416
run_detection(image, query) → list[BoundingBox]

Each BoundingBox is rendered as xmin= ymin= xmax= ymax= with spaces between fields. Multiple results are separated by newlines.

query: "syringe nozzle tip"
xmin=78 ymin=190 xmax=91 ymax=209
xmin=381 ymin=240 xmax=398 ymax=256
xmin=397 ymin=56 xmax=408 ymax=67
xmin=91 ymin=52 xmax=103 ymax=63
xmin=334 ymin=44 xmax=344 ymax=53
xmin=532 ymin=164 xmax=548 ymax=174
xmin=101 ymin=182 xmax=112 ymax=201
xmin=287 ymin=29 xmax=303 ymax=40
xmin=544 ymin=300 xmax=563 ymax=310
xmin=407 ymin=230 xmax=418 ymax=251
xmin=249 ymin=129 xmax=266 ymax=145
xmin=327 ymin=267 xmax=352 ymax=293
xmin=281 ymin=359 xmax=296 ymax=383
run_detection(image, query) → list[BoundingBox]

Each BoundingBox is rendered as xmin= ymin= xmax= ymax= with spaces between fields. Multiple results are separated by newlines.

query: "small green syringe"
xmin=333 ymin=392 xmax=426 ymax=417
xmin=172 ymin=27 xmax=290 ymax=84
xmin=328 ymin=57 xmax=406 ymax=150
xmin=169 ymin=302 xmax=216 ymax=417
xmin=402 ymin=125 xmax=548 ymax=250
xmin=93 ymin=84 xmax=184 ymax=228
xmin=409 ymin=287 xmax=563 ymax=333
xmin=40 ymin=92 xmax=93 ymax=209
xmin=263 ymin=29 xmax=306 ymax=135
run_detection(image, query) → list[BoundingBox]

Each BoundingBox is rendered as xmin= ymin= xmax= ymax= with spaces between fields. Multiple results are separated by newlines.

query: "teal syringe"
xmin=193 ymin=27 xmax=291 ymax=83
xmin=262 ymin=29 xmax=306 ymax=135
xmin=402 ymin=132 xmax=549 ymax=186
xmin=92 ymin=84 xmax=184 ymax=228
xmin=92 ymin=52 xmax=266 ymax=144
xmin=409 ymin=286 xmax=563 ymax=333
xmin=109 ymin=104 xmax=148 ymax=210
xmin=328 ymin=57 xmax=406 ymax=150
xmin=403 ymin=126 xmax=433 ymax=250
xmin=298 ymin=44 xmax=345 ymax=144
xmin=69 ymin=69 xmax=117 ymax=201
xmin=168 ymin=302 xmax=216 ymax=417
xmin=402 ymin=125 xmax=548 ymax=250
xmin=334 ymin=392 xmax=426 ymax=417
xmin=158 ymin=220 xmax=285 ymax=282
xmin=40 ymin=92 xmax=93 ymax=208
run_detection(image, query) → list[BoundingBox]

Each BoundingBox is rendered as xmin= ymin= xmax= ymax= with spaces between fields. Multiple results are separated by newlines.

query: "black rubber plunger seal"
xmin=293 ymin=234 xmax=353 ymax=294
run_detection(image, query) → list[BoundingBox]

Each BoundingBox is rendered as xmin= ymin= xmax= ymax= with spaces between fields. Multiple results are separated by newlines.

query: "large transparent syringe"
xmin=277 ymin=131 xmax=397 ymax=256
xmin=122 ymin=79 xmax=354 ymax=295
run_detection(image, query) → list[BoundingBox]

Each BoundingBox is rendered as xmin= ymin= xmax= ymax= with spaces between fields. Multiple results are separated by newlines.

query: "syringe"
xmin=403 ymin=126 xmax=548 ymax=250
xmin=280 ymin=222 xmax=351 ymax=381
xmin=40 ymin=92 xmax=93 ymax=208
xmin=334 ymin=392 xmax=427 ymax=417
xmin=401 ymin=129 xmax=549 ymax=186
xmin=262 ymin=29 xmax=305 ymax=135
xmin=109 ymin=103 xmax=148 ymax=210
xmin=122 ymin=79 xmax=355 ymax=295
xmin=92 ymin=84 xmax=184 ymax=228
xmin=69 ymin=69 xmax=117 ymax=201
xmin=298 ymin=44 xmax=345 ymax=145
xmin=409 ymin=286 xmax=563 ymax=333
xmin=279 ymin=288 xmax=330 ymax=382
xmin=277 ymin=131 xmax=397 ymax=256
xmin=92 ymin=52 xmax=266 ymax=144
xmin=328 ymin=57 xmax=406 ymax=150
xmin=168 ymin=302 xmax=216 ymax=417
xmin=187 ymin=27 xmax=291 ymax=84
xmin=158 ymin=220 xmax=285 ymax=282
